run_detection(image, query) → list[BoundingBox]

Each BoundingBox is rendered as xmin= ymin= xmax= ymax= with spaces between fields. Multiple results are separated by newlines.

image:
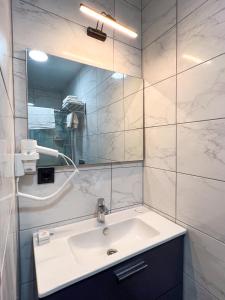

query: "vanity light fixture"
xmin=29 ymin=50 xmax=48 ymax=62
xmin=80 ymin=3 xmax=138 ymax=41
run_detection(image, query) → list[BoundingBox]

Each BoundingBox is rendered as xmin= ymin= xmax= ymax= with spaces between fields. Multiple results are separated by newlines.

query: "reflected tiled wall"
xmin=64 ymin=65 xmax=143 ymax=164
xmin=0 ymin=0 xmax=17 ymax=299
xmin=11 ymin=0 xmax=143 ymax=299
xmin=143 ymin=0 xmax=225 ymax=299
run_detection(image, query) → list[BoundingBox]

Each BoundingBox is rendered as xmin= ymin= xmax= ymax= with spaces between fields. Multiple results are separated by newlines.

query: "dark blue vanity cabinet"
xmin=41 ymin=236 xmax=184 ymax=300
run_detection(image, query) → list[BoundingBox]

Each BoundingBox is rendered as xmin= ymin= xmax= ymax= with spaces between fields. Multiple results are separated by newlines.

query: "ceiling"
xmin=28 ymin=53 xmax=83 ymax=92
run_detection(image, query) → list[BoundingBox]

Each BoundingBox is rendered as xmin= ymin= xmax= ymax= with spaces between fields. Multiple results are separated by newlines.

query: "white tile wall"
xmin=126 ymin=0 xmax=141 ymax=10
xmin=98 ymin=131 xmax=125 ymax=161
xmin=182 ymin=223 xmax=225 ymax=300
xmin=22 ymin=0 xmax=115 ymax=37
xmin=142 ymin=0 xmax=176 ymax=48
xmin=19 ymin=168 xmax=112 ymax=230
xmin=177 ymin=120 xmax=225 ymax=181
xmin=143 ymin=27 xmax=176 ymax=85
xmin=114 ymin=40 xmax=141 ymax=77
xmin=114 ymin=0 xmax=141 ymax=49
xmin=111 ymin=164 xmax=143 ymax=209
xmin=183 ymin=274 xmax=218 ymax=300
xmin=124 ymin=74 xmax=143 ymax=97
xmin=13 ymin=58 xmax=27 ymax=118
xmin=177 ymin=0 xmax=208 ymax=22
xmin=13 ymin=0 xmax=114 ymax=70
xmin=145 ymin=125 xmax=176 ymax=171
xmin=0 ymin=0 xmax=17 ymax=298
xmin=177 ymin=53 xmax=225 ymax=123
xmin=125 ymin=129 xmax=143 ymax=161
xmin=177 ymin=173 xmax=225 ymax=243
xmin=177 ymin=0 xmax=225 ymax=72
xmin=12 ymin=0 xmax=143 ymax=298
xmin=144 ymin=76 xmax=176 ymax=127
xmin=142 ymin=0 xmax=225 ymax=299
xmin=98 ymin=100 xmax=124 ymax=133
xmin=0 ymin=0 xmax=13 ymax=106
xmin=144 ymin=167 xmax=176 ymax=218
xmin=97 ymin=75 xmax=123 ymax=108
xmin=124 ymin=89 xmax=143 ymax=130
xmin=15 ymin=117 xmax=28 ymax=152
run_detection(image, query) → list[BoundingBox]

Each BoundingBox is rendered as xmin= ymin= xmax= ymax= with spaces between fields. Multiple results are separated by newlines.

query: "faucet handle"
xmin=98 ymin=198 xmax=105 ymax=207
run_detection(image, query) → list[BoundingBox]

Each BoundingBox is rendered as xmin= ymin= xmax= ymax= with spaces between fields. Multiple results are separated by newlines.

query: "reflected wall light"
xmin=29 ymin=50 xmax=48 ymax=62
xmin=112 ymin=72 xmax=124 ymax=79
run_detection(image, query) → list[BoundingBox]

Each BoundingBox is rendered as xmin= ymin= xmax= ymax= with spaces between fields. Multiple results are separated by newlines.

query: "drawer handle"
xmin=114 ymin=260 xmax=148 ymax=282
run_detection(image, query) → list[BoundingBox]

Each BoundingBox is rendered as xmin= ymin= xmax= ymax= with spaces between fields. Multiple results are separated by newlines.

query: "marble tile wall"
xmin=143 ymin=0 xmax=225 ymax=299
xmin=64 ymin=64 xmax=143 ymax=164
xmin=0 ymin=0 xmax=18 ymax=299
xmin=11 ymin=0 xmax=143 ymax=299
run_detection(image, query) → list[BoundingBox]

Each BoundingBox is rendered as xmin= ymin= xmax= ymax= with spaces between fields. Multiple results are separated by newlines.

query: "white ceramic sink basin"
xmin=33 ymin=206 xmax=186 ymax=298
xmin=68 ymin=218 xmax=159 ymax=265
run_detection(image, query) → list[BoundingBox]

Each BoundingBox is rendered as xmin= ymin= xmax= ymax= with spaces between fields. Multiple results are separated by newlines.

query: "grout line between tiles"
xmin=142 ymin=0 xmax=208 ymax=49
xmin=144 ymin=165 xmax=225 ymax=184
xmin=142 ymin=23 xmax=176 ymax=49
xmin=144 ymin=44 xmax=225 ymax=90
xmin=144 ymin=165 xmax=176 ymax=173
xmin=183 ymin=272 xmax=220 ymax=300
xmin=176 ymin=219 xmax=225 ymax=248
xmin=0 ymin=196 xmax=15 ymax=275
xmin=0 ymin=68 xmax=14 ymax=114
xmin=176 ymin=0 xmax=209 ymax=24
xmin=144 ymin=203 xmax=175 ymax=220
xmin=123 ymin=0 xmax=142 ymax=11
xmin=144 ymin=117 xmax=225 ymax=129
xmin=19 ymin=213 xmax=96 ymax=232
xmin=142 ymin=25 xmax=176 ymax=50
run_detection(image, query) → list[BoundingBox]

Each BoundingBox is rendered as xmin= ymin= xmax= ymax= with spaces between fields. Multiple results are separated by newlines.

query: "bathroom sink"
xmin=33 ymin=206 xmax=186 ymax=298
xmin=68 ymin=218 xmax=159 ymax=265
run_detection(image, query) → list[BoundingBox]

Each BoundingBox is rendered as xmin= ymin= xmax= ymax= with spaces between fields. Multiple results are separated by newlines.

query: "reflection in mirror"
xmin=27 ymin=51 xmax=143 ymax=167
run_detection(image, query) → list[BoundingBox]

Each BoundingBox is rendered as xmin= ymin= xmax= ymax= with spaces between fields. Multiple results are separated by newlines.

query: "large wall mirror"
xmin=27 ymin=51 xmax=143 ymax=167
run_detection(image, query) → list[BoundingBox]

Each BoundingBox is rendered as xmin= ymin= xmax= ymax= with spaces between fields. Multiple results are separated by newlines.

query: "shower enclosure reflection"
xmin=27 ymin=51 xmax=143 ymax=167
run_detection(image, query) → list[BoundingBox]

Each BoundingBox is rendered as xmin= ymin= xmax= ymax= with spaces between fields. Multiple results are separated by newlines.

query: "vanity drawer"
xmin=41 ymin=236 xmax=184 ymax=300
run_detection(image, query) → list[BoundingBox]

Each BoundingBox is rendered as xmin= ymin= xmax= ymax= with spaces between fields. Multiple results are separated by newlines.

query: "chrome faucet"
xmin=97 ymin=198 xmax=109 ymax=223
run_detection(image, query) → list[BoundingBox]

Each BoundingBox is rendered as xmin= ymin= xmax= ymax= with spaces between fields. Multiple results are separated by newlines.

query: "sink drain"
xmin=107 ymin=248 xmax=118 ymax=256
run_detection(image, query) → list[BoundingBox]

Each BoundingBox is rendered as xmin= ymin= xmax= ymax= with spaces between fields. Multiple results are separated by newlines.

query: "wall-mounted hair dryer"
xmin=15 ymin=139 xmax=59 ymax=176
xmin=15 ymin=139 xmax=79 ymax=201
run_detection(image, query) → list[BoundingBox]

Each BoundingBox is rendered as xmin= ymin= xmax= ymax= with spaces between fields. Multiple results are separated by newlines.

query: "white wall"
xmin=0 ymin=0 xmax=18 ymax=299
xmin=143 ymin=0 xmax=225 ymax=299
xmin=11 ymin=0 xmax=143 ymax=299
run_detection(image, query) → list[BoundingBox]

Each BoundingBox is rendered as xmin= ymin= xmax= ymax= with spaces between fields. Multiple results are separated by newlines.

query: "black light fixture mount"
xmin=87 ymin=16 xmax=108 ymax=42
xmin=80 ymin=3 xmax=138 ymax=42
